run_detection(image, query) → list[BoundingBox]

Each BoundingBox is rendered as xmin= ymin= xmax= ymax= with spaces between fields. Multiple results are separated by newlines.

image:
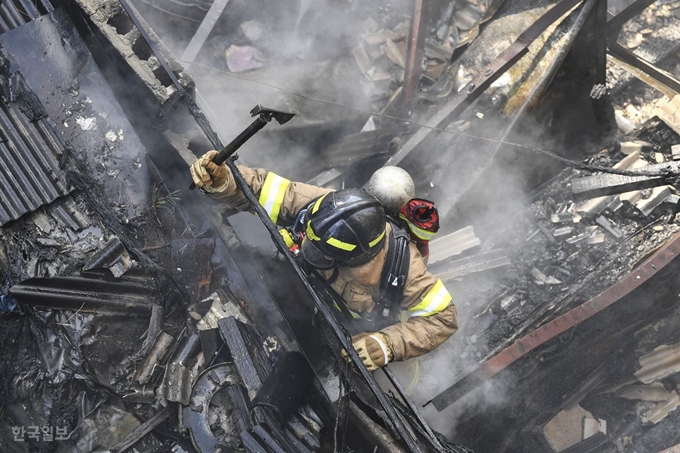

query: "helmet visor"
xmin=300 ymin=238 xmax=336 ymax=270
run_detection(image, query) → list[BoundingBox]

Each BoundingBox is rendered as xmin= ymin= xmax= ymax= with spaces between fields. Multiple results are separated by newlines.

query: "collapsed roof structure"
xmin=2 ymin=0 xmax=680 ymax=452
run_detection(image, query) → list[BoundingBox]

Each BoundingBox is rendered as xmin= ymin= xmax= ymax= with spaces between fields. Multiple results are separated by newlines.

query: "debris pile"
xmin=418 ymin=116 xmax=680 ymax=451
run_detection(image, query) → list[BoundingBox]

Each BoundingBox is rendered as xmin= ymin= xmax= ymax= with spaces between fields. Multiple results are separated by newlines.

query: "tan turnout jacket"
xmin=207 ymin=165 xmax=458 ymax=362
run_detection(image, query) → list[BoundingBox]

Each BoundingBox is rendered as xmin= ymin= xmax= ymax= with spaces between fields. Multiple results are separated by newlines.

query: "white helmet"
xmin=366 ymin=166 xmax=415 ymax=216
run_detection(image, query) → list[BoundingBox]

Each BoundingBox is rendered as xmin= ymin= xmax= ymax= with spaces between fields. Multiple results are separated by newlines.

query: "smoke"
xmin=130 ymin=0 xmax=617 ymax=448
xmin=132 ymin=0 xmax=411 ymax=180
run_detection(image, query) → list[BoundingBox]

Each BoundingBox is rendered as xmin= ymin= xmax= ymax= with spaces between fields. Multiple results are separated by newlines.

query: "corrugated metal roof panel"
xmin=635 ymin=343 xmax=680 ymax=384
xmin=0 ymin=0 xmax=53 ymax=34
xmin=0 ymin=99 xmax=72 ymax=226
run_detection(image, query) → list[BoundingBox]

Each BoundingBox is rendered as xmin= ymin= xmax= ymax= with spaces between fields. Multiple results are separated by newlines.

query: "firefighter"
xmin=366 ymin=166 xmax=440 ymax=263
xmin=366 ymin=166 xmax=416 ymax=218
xmin=190 ymin=151 xmax=457 ymax=371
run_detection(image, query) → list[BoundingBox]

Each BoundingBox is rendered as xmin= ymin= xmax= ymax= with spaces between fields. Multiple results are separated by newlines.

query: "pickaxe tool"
xmin=189 ymin=105 xmax=295 ymax=189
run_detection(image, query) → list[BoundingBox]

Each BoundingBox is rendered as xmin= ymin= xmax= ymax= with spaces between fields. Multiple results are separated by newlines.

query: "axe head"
xmin=250 ymin=104 xmax=296 ymax=125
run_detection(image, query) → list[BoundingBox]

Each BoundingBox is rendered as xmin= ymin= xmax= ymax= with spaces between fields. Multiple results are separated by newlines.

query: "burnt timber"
xmin=3 ymin=0 xmax=680 ymax=452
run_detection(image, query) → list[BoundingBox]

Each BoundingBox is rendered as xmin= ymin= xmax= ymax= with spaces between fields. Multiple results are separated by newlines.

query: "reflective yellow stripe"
xmin=306 ymin=221 xmax=321 ymax=241
xmin=327 ymin=237 xmax=356 ymax=251
xmin=399 ymin=213 xmax=436 ymax=241
xmin=259 ymin=173 xmax=291 ymax=223
xmin=408 ymin=279 xmax=452 ymax=317
xmin=279 ymin=229 xmax=295 ymax=248
xmin=368 ymin=229 xmax=386 ymax=248
xmin=311 ymin=194 xmax=327 ymax=214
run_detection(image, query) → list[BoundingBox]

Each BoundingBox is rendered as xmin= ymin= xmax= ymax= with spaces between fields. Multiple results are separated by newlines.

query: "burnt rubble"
xmin=4 ymin=0 xmax=680 ymax=452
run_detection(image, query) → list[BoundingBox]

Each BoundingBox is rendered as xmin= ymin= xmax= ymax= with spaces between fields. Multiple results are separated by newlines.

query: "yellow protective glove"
xmin=190 ymin=150 xmax=230 ymax=190
xmin=349 ymin=332 xmax=394 ymax=371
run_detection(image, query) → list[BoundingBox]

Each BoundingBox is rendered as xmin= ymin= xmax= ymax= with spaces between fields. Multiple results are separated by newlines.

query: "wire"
xmin=182 ymin=60 xmax=680 ymax=180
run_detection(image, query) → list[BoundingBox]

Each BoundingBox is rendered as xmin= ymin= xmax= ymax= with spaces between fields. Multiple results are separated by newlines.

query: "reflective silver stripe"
xmin=259 ymin=173 xmax=290 ymax=223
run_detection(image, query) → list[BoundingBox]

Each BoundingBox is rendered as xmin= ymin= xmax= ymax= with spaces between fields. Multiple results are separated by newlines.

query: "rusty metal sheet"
xmin=429 ymin=231 xmax=680 ymax=411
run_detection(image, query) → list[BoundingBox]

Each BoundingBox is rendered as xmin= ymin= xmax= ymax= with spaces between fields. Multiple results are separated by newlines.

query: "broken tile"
xmin=595 ymin=216 xmax=623 ymax=238
xmin=362 ymin=16 xmax=379 ymax=34
xmin=619 ymin=140 xmax=653 ymax=155
xmin=636 ymin=343 xmax=680 ymax=384
xmin=617 ymin=382 xmax=671 ymax=402
xmin=577 ymin=196 xmax=613 ymax=217
xmin=424 ymin=60 xmax=448 ymax=80
xmin=587 ymin=230 xmax=605 ymax=244
xmin=134 ymin=332 xmax=175 ymax=385
xmin=554 ymin=226 xmax=573 ymax=238
xmin=428 ymin=226 xmax=481 ymax=264
xmin=500 ymin=294 xmax=521 ymax=314
xmin=666 ymin=194 xmax=680 ymax=205
xmin=635 ymin=186 xmax=671 ymax=216
xmin=566 ymin=232 xmax=588 ymax=244
xmin=543 ymin=405 xmax=597 ymax=452
xmin=424 ymin=40 xmax=453 ymax=62
xmin=352 ymin=45 xmax=373 ymax=74
xmin=582 ymin=417 xmax=600 ymax=439
xmin=362 ymin=24 xmax=408 ymax=47
xmin=83 ymin=236 xmax=131 ymax=278
xmin=551 ymin=213 xmax=574 ymax=224
xmin=606 ymin=197 xmax=623 ymax=212
xmin=531 ymin=268 xmax=561 ymax=285
xmin=672 ymin=144 xmax=680 ymax=161
xmin=643 ymin=391 xmax=680 ymax=425
xmin=383 ymin=39 xmax=405 ymax=68
xmin=654 ymin=95 xmax=680 ymax=136
xmin=30 ymin=211 xmax=53 ymax=233
xmin=435 ymin=250 xmax=511 ymax=281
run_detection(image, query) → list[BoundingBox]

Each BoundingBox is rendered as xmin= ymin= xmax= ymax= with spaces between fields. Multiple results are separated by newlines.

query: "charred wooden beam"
xmin=570 ymin=161 xmax=680 ymax=199
xmin=218 ymin=316 xmax=272 ymax=399
xmin=228 ymin=384 xmax=254 ymax=434
xmin=287 ymin=415 xmax=321 ymax=451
